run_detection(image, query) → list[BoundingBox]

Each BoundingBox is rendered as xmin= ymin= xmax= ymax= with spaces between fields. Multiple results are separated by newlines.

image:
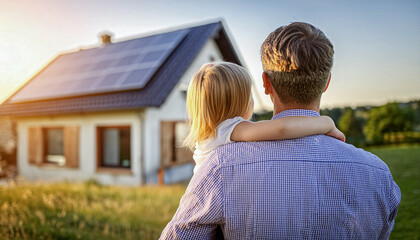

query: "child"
xmin=184 ymin=62 xmax=345 ymax=173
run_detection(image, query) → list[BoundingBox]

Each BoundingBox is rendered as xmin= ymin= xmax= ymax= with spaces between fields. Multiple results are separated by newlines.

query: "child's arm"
xmin=230 ymin=116 xmax=345 ymax=142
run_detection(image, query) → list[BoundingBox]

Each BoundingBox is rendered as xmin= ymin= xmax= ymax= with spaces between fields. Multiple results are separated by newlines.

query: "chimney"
xmin=98 ymin=31 xmax=113 ymax=45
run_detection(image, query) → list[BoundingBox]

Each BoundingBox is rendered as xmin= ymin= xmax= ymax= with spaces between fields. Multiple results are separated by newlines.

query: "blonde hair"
xmin=184 ymin=62 xmax=252 ymax=149
xmin=261 ymin=22 xmax=334 ymax=104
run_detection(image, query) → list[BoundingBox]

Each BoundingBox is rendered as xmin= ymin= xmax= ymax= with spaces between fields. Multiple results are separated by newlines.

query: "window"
xmin=28 ymin=126 xmax=79 ymax=168
xmin=97 ymin=126 xmax=131 ymax=169
xmin=161 ymin=121 xmax=193 ymax=167
xmin=44 ymin=128 xmax=66 ymax=166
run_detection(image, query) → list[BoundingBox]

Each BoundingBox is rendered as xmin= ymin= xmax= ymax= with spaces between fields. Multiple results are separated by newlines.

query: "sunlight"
xmin=0 ymin=41 xmax=27 ymax=102
xmin=0 ymin=40 xmax=29 ymax=79
xmin=0 ymin=31 xmax=37 ymax=103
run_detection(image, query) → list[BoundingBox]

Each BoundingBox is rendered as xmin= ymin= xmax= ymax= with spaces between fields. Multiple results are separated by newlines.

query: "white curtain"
xmin=103 ymin=129 xmax=120 ymax=166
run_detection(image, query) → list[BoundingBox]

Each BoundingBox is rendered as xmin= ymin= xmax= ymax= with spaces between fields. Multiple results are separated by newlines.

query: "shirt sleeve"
xmin=193 ymin=142 xmax=204 ymax=174
xmin=379 ymin=173 xmax=401 ymax=239
xmin=160 ymin=152 xmax=224 ymax=240
xmin=193 ymin=117 xmax=248 ymax=174
xmin=213 ymin=116 xmax=248 ymax=146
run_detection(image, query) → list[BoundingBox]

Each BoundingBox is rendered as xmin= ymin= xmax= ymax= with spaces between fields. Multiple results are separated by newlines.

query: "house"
xmin=0 ymin=21 xmax=246 ymax=185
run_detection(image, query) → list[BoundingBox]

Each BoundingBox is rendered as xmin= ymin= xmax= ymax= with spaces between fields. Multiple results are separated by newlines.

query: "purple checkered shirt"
xmin=160 ymin=109 xmax=401 ymax=240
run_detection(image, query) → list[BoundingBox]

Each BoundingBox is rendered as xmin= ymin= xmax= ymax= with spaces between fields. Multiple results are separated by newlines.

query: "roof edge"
xmin=59 ymin=18 xmax=225 ymax=56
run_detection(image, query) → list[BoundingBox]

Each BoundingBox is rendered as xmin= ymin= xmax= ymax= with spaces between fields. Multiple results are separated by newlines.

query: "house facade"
xmin=0 ymin=21 xmax=245 ymax=185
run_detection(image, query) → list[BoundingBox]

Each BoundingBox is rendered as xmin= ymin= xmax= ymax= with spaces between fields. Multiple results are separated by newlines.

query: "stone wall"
xmin=0 ymin=117 xmax=16 ymax=164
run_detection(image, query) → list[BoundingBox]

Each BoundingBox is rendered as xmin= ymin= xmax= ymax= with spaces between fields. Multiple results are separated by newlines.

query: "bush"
xmin=384 ymin=132 xmax=420 ymax=144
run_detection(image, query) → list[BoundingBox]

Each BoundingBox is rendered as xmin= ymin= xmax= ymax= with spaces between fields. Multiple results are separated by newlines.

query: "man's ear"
xmin=262 ymin=72 xmax=274 ymax=95
xmin=323 ymin=73 xmax=331 ymax=93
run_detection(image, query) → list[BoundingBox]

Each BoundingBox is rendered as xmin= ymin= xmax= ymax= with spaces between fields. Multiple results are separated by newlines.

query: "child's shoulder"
xmin=217 ymin=116 xmax=249 ymax=131
xmin=213 ymin=117 xmax=249 ymax=143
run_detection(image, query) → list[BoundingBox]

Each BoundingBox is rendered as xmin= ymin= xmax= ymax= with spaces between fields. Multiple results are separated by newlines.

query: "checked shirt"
xmin=160 ymin=109 xmax=401 ymax=240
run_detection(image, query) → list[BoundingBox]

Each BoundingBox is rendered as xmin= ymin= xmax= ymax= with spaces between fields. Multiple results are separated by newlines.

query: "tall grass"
xmin=0 ymin=181 xmax=186 ymax=240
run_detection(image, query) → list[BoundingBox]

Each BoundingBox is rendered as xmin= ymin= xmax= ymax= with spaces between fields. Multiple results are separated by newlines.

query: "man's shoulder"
xmin=325 ymin=138 xmax=390 ymax=171
xmin=211 ymin=137 xmax=390 ymax=172
xmin=212 ymin=141 xmax=275 ymax=166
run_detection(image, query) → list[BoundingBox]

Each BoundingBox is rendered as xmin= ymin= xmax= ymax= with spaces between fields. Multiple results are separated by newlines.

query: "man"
xmin=160 ymin=22 xmax=401 ymax=239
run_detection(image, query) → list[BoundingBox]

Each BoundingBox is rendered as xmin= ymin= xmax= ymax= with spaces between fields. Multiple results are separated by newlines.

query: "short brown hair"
xmin=261 ymin=22 xmax=334 ymax=104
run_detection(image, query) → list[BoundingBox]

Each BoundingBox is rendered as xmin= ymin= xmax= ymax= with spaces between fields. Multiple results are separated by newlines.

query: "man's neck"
xmin=273 ymin=101 xmax=320 ymax=115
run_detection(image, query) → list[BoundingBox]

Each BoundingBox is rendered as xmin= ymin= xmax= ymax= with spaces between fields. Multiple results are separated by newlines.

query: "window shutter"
xmin=161 ymin=122 xmax=174 ymax=167
xmin=64 ymin=126 xmax=79 ymax=168
xmin=28 ymin=127 xmax=43 ymax=165
xmin=175 ymin=146 xmax=193 ymax=164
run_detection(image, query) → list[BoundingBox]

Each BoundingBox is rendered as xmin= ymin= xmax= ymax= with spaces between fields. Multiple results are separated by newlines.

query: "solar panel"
xmin=10 ymin=28 xmax=190 ymax=103
xmin=116 ymin=55 xmax=138 ymax=67
xmin=123 ymin=68 xmax=153 ymax=86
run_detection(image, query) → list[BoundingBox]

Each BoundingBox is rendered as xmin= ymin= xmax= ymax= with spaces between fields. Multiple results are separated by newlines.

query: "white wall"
xmin=143 ymin=39 xmax=224 ymax=184
xmin=177 ymin=39 xmax=224 ymax=91
xmin=17 ymin=111 xmax=143 ymax=186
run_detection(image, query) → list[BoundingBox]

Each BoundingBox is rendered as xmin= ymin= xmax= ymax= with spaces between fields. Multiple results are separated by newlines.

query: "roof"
xmin=0 ymin=21 xmax=241 ymax=117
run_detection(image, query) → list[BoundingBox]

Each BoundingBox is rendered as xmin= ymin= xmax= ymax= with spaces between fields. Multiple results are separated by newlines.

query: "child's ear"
xmin=262 ymin=72 xmax=273 ymax=95
xmin=323 ymin=73 xmax=331 ymax=93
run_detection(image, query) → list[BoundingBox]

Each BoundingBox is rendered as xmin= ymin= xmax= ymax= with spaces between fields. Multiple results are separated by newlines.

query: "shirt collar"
xmin=272 ymin=109 xmax=320 ymax=120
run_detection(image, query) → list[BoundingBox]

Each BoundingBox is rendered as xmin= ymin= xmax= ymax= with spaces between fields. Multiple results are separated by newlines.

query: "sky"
xmin=0 ymin=0 xmax=419 ymax=111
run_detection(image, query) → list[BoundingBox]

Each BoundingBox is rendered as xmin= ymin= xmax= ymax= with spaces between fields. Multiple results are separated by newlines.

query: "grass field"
xmin=0 ymin=144 xmax=419 ymax=239
xmin=368 ymin=144 xmax=420 ymax=240
xmin=0 ymin=182 xmax=187 ymax=240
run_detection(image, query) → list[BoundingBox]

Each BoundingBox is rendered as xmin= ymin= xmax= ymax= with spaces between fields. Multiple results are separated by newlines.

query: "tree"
xmin=364 ymin=103 xmax=415 ymax=145
xmin=253 ymin=110 xmax=273 ymax=121
xmin=412 ymin=100 xmax=420 ymax=131
xmin=338 ymin=108 xmax=365 ymax=145
xmin=321 ymin=108 xmax=343 ymax=125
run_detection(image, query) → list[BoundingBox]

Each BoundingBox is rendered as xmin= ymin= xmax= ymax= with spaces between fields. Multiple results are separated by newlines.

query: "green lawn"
xmin=368 ymin=144 xmax=420 ymax=240
xmin=0 ymin=145 xmax=419 ymax=239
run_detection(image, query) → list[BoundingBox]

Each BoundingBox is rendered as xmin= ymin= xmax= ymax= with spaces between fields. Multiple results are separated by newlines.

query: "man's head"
xmin=261 ymin=22 xmax=334 ymax=108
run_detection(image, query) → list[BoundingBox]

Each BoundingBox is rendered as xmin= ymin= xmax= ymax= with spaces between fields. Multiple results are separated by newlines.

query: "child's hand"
xmin=327 ymin=128 xmax=346 ymax=142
